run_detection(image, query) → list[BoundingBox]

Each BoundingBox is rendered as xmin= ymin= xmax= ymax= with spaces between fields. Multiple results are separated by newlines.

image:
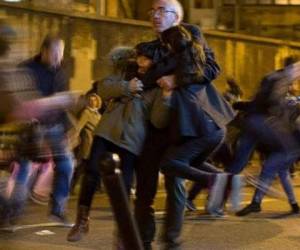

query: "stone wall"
xmin=219 ymin=5 xmax=300 ymax=39
xmin=1 ymin=4 xmax=300 ymax=98
xmin=0 ymin=5 xmax=153 ymax=92
xmin=206 ymin=32 xmax=300 ymax=97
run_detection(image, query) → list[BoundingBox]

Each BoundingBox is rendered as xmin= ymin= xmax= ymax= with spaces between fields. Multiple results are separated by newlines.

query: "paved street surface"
xmin=1 ymin=175 xmax=300 ymax=250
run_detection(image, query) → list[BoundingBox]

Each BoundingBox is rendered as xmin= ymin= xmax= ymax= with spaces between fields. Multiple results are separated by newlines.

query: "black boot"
xmin=236 ymin=202 xmax=261 ymax=216
xmin=67 ymin=205 xmax=90 ymax=242
xmin=291 ymin=203 xmax=299 ymax=214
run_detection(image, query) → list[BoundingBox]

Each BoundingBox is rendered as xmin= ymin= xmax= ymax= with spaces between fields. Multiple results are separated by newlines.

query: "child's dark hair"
xmin=161 ymin=25 xmax=206 ymax=86
xmin=135 ymin=42 xmax=157 ymax=63
xmin=161 ymin=25 xmax=193 ymax=53
xmin=123 ymin=42 xmax=158 ymax=81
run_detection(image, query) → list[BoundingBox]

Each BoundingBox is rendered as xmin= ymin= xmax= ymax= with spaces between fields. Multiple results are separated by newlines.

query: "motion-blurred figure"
xmin=2 ymin=34 xmax=74 ymax=224
xmin=228 ymin=62 xmax=300 ymax=216
xmin=223 ymin=77 xmax=243 ymax=104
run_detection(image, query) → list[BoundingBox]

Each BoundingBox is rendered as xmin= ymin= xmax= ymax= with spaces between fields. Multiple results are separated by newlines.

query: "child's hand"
xmin=157 ymin=75 xmax=176 ymax=97
xmin=157 ymin=75 xmax=176 ymax=90
xmin=128 ymin=77 xmax=143 ymax=94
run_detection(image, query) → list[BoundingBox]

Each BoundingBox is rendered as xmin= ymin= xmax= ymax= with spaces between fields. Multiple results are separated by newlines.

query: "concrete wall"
xmin=1 ymin=4 xmax=300 ymax=98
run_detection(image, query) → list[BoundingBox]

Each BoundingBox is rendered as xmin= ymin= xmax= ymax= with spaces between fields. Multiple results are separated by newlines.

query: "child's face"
xmin=137 ymin=55 xmax=153 ymax=74
xmin=88 ymin=96 xmax=100 ymax=109
xmin=289 ymin=80 xmax=300 ymax=96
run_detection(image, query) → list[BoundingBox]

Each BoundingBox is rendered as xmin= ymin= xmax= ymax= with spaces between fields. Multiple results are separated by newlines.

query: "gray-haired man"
xmin=134 ymin=1 xmax=228 ymax=250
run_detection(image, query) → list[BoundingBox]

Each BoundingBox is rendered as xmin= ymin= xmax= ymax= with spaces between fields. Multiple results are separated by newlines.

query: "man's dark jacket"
xmin=140 ymin=23 xmax=235 ymax=140
xmin=20 ymin=55 xmax=70 ymax=128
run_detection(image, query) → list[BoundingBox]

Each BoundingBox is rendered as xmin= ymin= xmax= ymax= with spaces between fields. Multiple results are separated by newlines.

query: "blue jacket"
xmin=20 ymin=55 xmax=70 ymax=128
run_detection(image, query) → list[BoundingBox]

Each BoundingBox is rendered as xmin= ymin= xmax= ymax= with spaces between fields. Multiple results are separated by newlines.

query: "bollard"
xmin=99 ymin=152 xmax=144 ymax=250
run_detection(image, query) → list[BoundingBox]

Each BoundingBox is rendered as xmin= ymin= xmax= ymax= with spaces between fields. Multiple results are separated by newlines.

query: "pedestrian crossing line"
xmin=0 ymin=222 xmax=74 ymax=233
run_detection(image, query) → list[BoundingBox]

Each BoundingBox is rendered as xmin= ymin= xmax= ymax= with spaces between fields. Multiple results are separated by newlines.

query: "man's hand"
xmin=157 ymin=75 xmax=176 ymax=97
xmin=128 ymin=77 xmax=144 ymax=94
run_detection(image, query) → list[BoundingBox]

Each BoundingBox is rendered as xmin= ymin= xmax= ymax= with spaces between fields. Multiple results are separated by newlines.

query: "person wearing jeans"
xmin=234 ymin=113 xmax=300 ymax=216
xmin=13 ymin=124 xmax=73 ymax=220
xmin=160 ymin=129 xmax=225 ymax=248
xmin=227 ymin=65 xmax=300 ymax=216
xmin=3 ymin=35 xmax=74 ymax=223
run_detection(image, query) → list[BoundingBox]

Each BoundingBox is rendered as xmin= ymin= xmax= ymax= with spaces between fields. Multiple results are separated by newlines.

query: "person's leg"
xmin=15 ymin=159 xmax=31 ymax=184
xmin=78 ymin=137 xmax=109 ymax=208
xmin=162 ymin=175 xmax=186 ymax=249
xmin=134 ymin=128 xmax=169 ymax=249
xmin=160 ymin=131 xmax=225 ymax=247
xmin=212 ymin=142 xmax=233 ymax=167
xmin=113 ymin=146 xmax=137 ymax=195
xmin=68 ymin=136 xmax=108 ymax=242
xmin=134 ymin=160 xmax=161 ymax=249
xmin=46 ymin=125 xmax=73 ymax=219
xmin=253 ymin=153 xmax=291 ymax=203
xmin=186 ymin=162 xmax=222 ymax=211
xmin=51 ymin=154 xmax=73 ymax=219
xmin=70 ymin=159 xmax=86 ymax=194
xmin=278 ymin=163 xmax=299 ymax=213
xmin=30 ymin=161 xmax=54 ymax=205
xmin=225 ymin=132 xmax=257 ymax=174
xmin=51 ymin=153 xmax=73 ymax=218
xmin=289 ymin=163 xmax=296 ymax=178
xmin=8 ymin=159 xmax=31 ymax=220
xmin=236 ymin=113 xmax=297 ymax=216
xmin=160 ymin=131 xmax=224 ymax=182
xmin=187 ymin=182 xmax=203 ymax=202
xmin=236 ymin=152 xmax=285 ymax=216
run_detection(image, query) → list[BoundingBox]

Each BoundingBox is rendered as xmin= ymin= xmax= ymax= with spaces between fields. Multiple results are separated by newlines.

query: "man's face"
xmin=43 ymin=40 xmax=64 ymax=68
xmin=150 ymin=0 xmax=179 ymax=33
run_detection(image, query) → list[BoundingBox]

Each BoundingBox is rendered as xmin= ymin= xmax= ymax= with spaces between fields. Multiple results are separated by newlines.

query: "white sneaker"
xmin=206 ymin=173 xmax=228 ymax=214
xmin=229 ymin=175 xmax=244 ymax=212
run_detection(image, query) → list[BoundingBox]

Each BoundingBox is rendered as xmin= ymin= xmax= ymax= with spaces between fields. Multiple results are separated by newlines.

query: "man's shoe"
xmin=49 ymin=211 xmax=69 ymax=225
xmin=206 ymin=207 xmax=226 ymax=218
xmin=186 ymin=199 xmax=197 ymax=212
xmin=235 ymin=202 xmax=261 ymax=216
xmin=291 ymin=203 xmax=299 ymax=214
